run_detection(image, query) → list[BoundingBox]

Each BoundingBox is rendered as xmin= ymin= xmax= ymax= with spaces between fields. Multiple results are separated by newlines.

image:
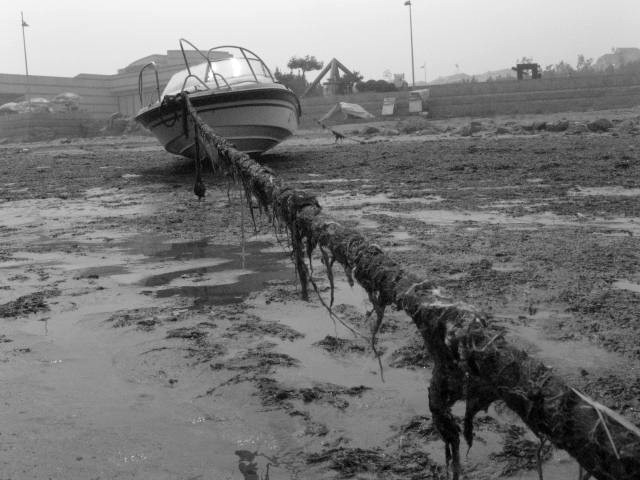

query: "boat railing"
xmin=175 ymin=39 xmax=277 ymax=95
xmin=137 ymin=62 xmax=161 ymax=106
xmin=206 ymin=45 xmax=276 ymax=84
xmin=179 ymin=74 xmax=213 ymax=94
xmin=179 ymin=38 xmax=229 ymax=91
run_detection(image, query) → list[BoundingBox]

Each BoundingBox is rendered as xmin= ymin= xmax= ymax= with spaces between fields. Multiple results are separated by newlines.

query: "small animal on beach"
xmin=194 ymin=176 xmax=206 ymax=201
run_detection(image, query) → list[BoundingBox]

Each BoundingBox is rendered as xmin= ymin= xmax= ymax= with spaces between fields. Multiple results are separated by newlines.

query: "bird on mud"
xmin=194 ymin=175 xmax=206 ymax=201
xmin=316 ymin=119 xmax=364 ymax=144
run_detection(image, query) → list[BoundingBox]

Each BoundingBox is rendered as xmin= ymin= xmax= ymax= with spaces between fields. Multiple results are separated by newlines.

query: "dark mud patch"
xmin=394 ymin=415 xmax=440 ymax=441
xmin=583 ymin=374 xmax=640 ymax=424
xmin=106 ymin=307 xmax=171 ymax=328
xmin=298 ymin=383 xmax=370 ymax=410
xmin=186 ymin=338 xmax=227 ymax=362
xmin=559 ymin=287 xmax=640 ymax=358
xmin=212 ymin=342 xmax=299 ymax=374
xmin=331 ymin=303 xmax=399 ymax=334
xmin=0 ymin=289 xmax=58 ymax=318
xmin=306 ymin=446 xmax=445 ymax=479
xmin=224 ymin=315 xmax=304 ymax=341
xmin=136 ymin=319 xmax=159 ymax=331
xmin=489 ymin=425 xmax=552 ymax=476
xmin=166 ymin=327 xmax=208 ymax=340
xmin=313 ymin=335 xmax=367 ymax=354
xmin=389 ymin=339 xmax=432 ymax=369
xmin=0 ymin=334 xmax=13 ymax=343
xmin=255 ymin=377 xmax=371 ymax=412
xmin=262 ymin=280 xmax=302 ymax=304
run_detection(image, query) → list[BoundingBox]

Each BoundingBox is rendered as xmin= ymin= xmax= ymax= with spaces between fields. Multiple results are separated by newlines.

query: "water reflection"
xmin=235 ymin=450 xmax=278 ymax=480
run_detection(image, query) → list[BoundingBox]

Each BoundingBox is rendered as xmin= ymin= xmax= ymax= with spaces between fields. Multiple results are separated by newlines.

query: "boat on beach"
xmin=135 ymin=39 xmax=301 ymax=157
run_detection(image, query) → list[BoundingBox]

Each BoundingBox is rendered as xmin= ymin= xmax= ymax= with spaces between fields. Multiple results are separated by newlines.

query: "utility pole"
xmin=21 ymin=11 xmax=31 ymax=102
xmin=404 ymin=1 xmax=415 ymax=88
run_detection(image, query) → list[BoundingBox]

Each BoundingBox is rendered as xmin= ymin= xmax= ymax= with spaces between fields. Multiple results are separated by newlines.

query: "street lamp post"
xmin=21 ymin=11 xmax=31 ymax=102
xmin=404 ymin=1 xmax=415 ymax=88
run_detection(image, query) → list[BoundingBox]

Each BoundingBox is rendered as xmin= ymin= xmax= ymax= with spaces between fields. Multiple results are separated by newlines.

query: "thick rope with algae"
xmin=174 ymin=93 xmax=640 ymax=480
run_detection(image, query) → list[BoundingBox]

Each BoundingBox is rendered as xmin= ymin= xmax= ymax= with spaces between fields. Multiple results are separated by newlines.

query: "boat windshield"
xmin=162 ymin=46 xmax=275 ymax=97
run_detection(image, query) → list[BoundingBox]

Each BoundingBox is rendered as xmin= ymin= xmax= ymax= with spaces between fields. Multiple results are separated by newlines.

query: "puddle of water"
xmin=388 ymin=229 xmax=412 ymax=241
xmin=325 ymin=210 xmax=382 ymax=230
xmin=504 ymin=310 xmax=629 ymax=377
xmin=569 ymin=186 xmax=640 ymax=197
xmin=119 ymin=240 xmax=293 ymax=307
xmin=0 ymin=195 xmax=146 ymax=228
xmin=299 ymin=177 xmax=370 ymax=185
xmin=0 ymin=293 xmax=247 ymax=479
xmin=613 ymin=279 xmax=640 ymax=293
xmin=320 ymin=192 xmax=442 ymax=209
xmin=489 ymin=199 xmax=528 ymax=209
xmin=75 ymin=265 xmax=130 ymax=277
xmin=1 ymin=231 xmax=300 ymax=479
xmin=378 ymin=209 xmax=572 ymax=226
xmin=248 ymin=279 xmax=432 ymax=447
xmin=111 ymin=259 xmax=231 ymax=285
xmin=491 ymin=262 xmax=524 ymax=273
xmin=365 ymin=207 xmax=640 ymax=235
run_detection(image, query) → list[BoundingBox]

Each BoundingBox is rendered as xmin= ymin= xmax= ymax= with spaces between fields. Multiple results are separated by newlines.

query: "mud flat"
xmin=1 ymin=108 xmax=640 ymax=479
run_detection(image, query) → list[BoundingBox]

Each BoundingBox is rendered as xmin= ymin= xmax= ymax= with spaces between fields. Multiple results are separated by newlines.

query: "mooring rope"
xmin=173 ymin=92 xmax=640 ymax=480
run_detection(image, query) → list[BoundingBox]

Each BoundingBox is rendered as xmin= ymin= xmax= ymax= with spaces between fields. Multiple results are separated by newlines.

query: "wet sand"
xmin=1 ymin=109 xmax=640 ymax=479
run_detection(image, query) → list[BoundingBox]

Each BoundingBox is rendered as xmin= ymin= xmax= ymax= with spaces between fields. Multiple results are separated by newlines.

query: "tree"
xmin=576 ymin=54 xmax=594 ymax=73
xmin=339 ymin=70 xmax=364 ymax=94
xmin=342 ymin=70 xmax=363 ymax=85
xmin=355 ymin=79 xmax=397 ymax=93
xmin=286 ymin=55 xmax=324 ymax=77
xmin=273 ymin=67 xmax=308 ymax=95
xmin=543 ymin=60 xmax=575 ymax=78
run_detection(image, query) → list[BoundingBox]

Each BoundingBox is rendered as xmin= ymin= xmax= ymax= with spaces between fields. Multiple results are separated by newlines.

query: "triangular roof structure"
xmin=303 ymin=58 xmax=355 ymax=97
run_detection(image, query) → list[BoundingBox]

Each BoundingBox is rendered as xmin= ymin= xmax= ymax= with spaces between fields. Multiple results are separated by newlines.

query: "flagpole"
xmin=21 ymin=11 xmax=30 ymax=102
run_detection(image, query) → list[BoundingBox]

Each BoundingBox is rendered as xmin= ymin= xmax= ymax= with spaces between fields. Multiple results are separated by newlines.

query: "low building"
xmin=0 ymin=49 xmax=206 ymax=119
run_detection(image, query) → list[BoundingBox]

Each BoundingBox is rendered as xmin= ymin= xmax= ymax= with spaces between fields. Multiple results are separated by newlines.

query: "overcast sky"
xmin=2 ymin=0 xmax=639 ymax=82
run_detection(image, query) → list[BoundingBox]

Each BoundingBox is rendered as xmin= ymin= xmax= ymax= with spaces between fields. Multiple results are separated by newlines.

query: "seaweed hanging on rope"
xmin=192 ymin=122 xmax=206 ymax=201
xmin=174 ymin=92 xmax=640 ymax=480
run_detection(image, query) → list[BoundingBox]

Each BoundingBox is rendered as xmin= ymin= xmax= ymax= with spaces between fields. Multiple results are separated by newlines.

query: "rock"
xmin=495 ymin=126 xmax=510 ymax=135
xmin=459 ymin=122 xmax=482 ymax=137
xmin=618 ymin=119 xmax=638 ymax=133
xmin=587 ymin=118 xmax=613 ymax=132
xmin=361 ymin=126 xmax=380 ymax=135
xmin=459 ymin=125 xmax=473 ymax=136
xmin=532 ymin=121 xmax=547 ymax=131
xmin=546 ymin=120 xmax=569 ymax=132
xmin=568 ymin=122 xmax=589 ymax=134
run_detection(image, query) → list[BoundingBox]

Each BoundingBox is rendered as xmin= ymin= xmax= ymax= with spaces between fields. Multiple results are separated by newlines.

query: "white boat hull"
xmin=135 ymin=85 xmax=300 ymax=157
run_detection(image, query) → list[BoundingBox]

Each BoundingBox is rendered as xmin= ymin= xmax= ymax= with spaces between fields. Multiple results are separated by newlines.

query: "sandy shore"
xmin=1 ymin=109 xmax=640 ymax=479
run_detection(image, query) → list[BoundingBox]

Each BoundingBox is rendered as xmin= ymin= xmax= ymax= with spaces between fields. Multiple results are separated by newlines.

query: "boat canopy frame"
xmin=137 ymin=39 xmax=281 ymax=108
xmin=137 ymin=62 xmax=161 ymax=106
